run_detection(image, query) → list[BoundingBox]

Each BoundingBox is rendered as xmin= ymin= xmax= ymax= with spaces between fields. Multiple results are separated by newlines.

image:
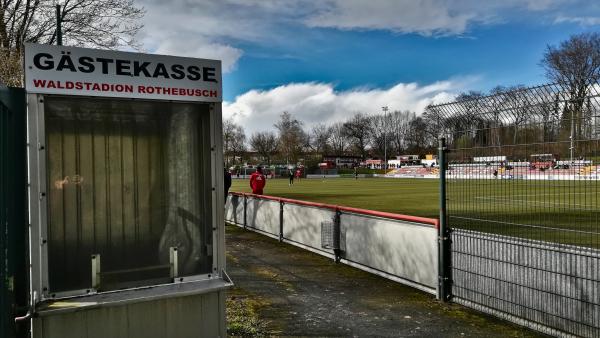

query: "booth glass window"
xmin=44 ymin=96 xmax=213 ymax=293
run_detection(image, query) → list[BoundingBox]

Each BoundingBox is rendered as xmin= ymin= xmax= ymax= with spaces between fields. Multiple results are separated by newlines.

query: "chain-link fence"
xmin=426 ymin=82 xmax=600 ymax=337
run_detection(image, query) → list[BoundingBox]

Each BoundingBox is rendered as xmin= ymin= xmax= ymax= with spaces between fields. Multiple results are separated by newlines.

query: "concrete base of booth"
xmin=32 ymin=279 xmax=231 ymax=338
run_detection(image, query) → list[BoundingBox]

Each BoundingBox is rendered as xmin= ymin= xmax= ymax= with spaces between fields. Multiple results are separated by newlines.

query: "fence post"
xmin=1 ymin=87 xmax=27 ymax=338
xmin=438 ymin=137 xmax=452 ymax=302
xmin=243 ymin=194 xmax=247 ymax=230
xmin=279 ymin=201 xmax=284 ymax=242
xmin=333 ymin=209 xmax=342 ymax=263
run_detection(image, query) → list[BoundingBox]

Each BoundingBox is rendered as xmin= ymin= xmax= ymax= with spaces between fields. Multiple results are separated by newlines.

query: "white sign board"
xmin=24 ymin=43 xmax=222 ymax=102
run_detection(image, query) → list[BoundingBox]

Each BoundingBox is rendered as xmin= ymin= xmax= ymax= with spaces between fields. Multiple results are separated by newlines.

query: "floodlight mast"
xmin=570 ymin=113 xmax=574 ymax=163
xmin=382 ymin=106 xmax=389 ymax=171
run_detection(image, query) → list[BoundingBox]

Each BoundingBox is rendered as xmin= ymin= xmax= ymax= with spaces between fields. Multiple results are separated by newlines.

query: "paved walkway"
xmin=226 ymin=225 xmax=545 ymax=337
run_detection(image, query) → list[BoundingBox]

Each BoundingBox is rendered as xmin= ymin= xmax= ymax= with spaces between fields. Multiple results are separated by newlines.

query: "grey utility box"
xmin=24 ymin=43 xmax=231 ymax=338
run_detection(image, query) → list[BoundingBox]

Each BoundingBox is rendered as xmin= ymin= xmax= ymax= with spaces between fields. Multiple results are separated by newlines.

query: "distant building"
xmin=422 ymin=154 xmax=438 ymax=167
xmin=397 ymin=155 xmax=420 ymax=165
xmin=322 ymin=155 xmax=362 ymax=168
xmin=363 ymin=159 xmax=383 ymax=169
xmin=387 ymin=159 xmax=402 ymax=168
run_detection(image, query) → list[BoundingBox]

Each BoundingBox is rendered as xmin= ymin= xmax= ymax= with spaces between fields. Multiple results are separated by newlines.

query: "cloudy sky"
xmin=137 ymin=0 xmax=600 ymax=135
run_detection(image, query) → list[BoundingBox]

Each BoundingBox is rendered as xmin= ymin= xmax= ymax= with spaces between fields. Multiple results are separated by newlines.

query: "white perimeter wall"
xmin=283 ymin=203 xmax=337 ymax=255
xmin=342 ymin=214 xmax=437 ymax=288
xmin=225 ymin=195 xmax=438 ymax=293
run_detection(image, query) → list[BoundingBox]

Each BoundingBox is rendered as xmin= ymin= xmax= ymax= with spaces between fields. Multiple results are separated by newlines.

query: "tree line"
xmin=223 ymin=109 xmax=438 ymax=168
xmin=1 ymin=0 xmax=144 ymax=87
xmin=225 ymin=32 xmax=600 ymax=168
xmin=423 ymin=33 xmax=600 ymax=161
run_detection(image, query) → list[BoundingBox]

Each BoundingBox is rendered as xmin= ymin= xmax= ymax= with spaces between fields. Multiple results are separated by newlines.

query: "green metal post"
xmin=243 ymin=195 xmax=247 ymax=230
xmin=279 ymin=201 xmax=284 ymax=242
xmin=0 ymin=87 xmax=7 ymax=338
xmin=438 ymin=137 xmax=451 ymax=301
xmin=333 ymin=210 xmax=342 ymax=263
xmin=56 ymin=5 xmax=63 ymax=45
xmin=0 ymin=86 xmax=27 ymax=338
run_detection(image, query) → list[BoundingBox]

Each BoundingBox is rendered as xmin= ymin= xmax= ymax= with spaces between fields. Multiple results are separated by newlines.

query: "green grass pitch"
xmin=231 ymin=177 xmax=599 ymax=247
xmin=231 ymin=177 xmax=440 ymax=218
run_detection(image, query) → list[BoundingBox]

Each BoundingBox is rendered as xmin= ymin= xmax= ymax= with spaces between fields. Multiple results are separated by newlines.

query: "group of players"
xmin=223 ymin=166 xmax=303 ymax=197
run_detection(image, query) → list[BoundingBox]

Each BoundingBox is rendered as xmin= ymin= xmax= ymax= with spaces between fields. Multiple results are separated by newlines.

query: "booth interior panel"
xmin=44 ymin=97 xmax=214 ymax=294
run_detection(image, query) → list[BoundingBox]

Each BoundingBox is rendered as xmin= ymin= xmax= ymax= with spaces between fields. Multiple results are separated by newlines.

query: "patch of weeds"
xmin=226 ymin=293 xmax=270 ymax=337
xmin=438 ymin=304 xmax=538 ymax=337
xmin=226 ymin=251 xmax=239 ymax=264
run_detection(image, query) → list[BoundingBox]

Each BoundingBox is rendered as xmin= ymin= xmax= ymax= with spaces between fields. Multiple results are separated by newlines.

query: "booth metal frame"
xmin=27 ymin=92 xmax=228 ymax=308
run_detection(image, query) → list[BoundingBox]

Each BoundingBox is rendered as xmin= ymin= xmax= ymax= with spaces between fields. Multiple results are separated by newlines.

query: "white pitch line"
xmin=474 ymin=196 xmax=597 ymax=210
xmin=511 ymin=191 xmax=595 ymax=198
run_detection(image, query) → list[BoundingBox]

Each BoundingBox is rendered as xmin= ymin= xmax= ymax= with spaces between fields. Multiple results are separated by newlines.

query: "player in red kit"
xmin=250 ymin=166 xmax=266 ymax=195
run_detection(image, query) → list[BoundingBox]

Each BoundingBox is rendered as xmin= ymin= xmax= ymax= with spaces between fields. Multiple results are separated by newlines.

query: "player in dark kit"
xmin=288 ymin=168 xmax=294 ymax=186
xmin=224 ymin=168 xmax=232 ymax=203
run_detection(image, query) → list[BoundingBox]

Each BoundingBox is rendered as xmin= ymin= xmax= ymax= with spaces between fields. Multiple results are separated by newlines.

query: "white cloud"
xmin=144 ymin=35 xmax=243 ymax=73
xmin=135 ymin=0 xmax=598 ymax=70
xmin=554 ymin=16 xmax=600 ymax=26
xmin=223 ymin=79 xmax=473 ymax=136
xmin=137 ymin=0 xmax=290 ymax=72
xmin=523 ymin=0 xmax=569 ymax=11
xmin=303 ymin=0 xmax=579 ymax=36
xmin=304 ymin=0 xmax=478 ymax=36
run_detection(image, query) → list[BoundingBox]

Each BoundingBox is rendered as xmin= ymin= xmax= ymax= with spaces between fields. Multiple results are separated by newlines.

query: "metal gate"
xmin=426 ymin=82 xmax=600 ymax=337
xmin=0 ymin=85 xmax=27 ymax=338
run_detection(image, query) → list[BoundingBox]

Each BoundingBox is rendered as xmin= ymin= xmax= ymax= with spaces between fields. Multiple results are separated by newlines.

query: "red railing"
xmin=229 ymin=192 xmax=439 ymax=228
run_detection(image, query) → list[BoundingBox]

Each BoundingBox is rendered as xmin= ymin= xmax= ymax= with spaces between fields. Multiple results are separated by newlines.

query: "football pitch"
xmin=231 ymin=177 xmax=599 ymax=247
xmin=231 ymin=177 xmax=440 ymax=217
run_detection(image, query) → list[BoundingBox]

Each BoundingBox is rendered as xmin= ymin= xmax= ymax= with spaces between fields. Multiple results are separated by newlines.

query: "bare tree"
xmin=222 ymin=118 xmax=246 ymax=166
xmin=309 ymin=123 xmax=330 ymax=154
xmin=449 ymin=91 xmax=485 ymax=147
xmin=230 ymin=132 xmax=246 ymax=166
xmin=406 ymin=117 xmax=429 ymax=153
xmin=342 ymin=113 xmax=371 ymax=159
xmin=368 ymin=114 xmax=392 ymax=159
xmin=222 ymin=118 xmax=236 ymax=165
xmin=250 ymin=131 xmax=278 ymax=165
xmin=1 ymin=0 xmax=145 ymax=86
xmin=274 ymin=111 xmax=307 ymax=164
xmin=542 ymin=32 xmax=600 ymax=140
xmin=490 ymin=85 xmax=530 ymax=145
xmin=389 ymin=110 xmax=413 ymax=155
xmin=0 ymin=49 xmax=21 ymax=86
xmin=328 ymin=122 xmax=349 ymax=156
xmin=422 ymin=104 xmax=446 ymax=140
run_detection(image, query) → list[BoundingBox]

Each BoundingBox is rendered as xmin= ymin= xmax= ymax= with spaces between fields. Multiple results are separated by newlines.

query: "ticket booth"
xmin=23 ymin=43 xmax=231 ymax=338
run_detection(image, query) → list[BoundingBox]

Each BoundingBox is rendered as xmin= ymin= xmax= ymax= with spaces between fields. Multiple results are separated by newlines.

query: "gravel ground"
xmin=226 ymin=225 xmax=546 ymax=337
